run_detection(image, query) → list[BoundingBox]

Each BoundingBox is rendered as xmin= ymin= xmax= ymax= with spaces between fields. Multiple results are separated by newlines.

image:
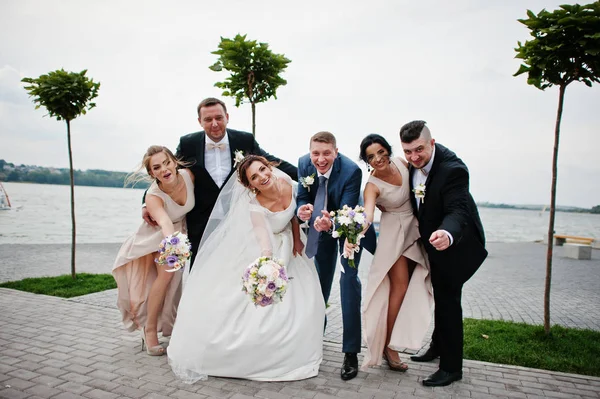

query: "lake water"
xmin=0 ymin=182 xmax=599 ymax=245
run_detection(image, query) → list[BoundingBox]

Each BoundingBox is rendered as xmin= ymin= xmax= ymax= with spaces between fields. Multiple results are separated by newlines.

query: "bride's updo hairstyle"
xmin=237 ymin=155 xmax=280 ymax=190
xmin=124 ymin=145 xmax=186 ymax=187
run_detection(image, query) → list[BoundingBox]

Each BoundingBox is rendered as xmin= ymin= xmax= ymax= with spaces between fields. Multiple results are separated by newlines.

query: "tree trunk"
xmin=66 ymin=119 xmax=77 ymax=280
xmin=251 ymin=102 xmax=256 ymax=137
xmin=544 ymin=83 xmax=566 ymax=335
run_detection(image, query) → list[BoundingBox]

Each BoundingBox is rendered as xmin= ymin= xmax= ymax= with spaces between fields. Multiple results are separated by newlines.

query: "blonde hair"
xmin=124 ymin=145 xmax=186 ymax=187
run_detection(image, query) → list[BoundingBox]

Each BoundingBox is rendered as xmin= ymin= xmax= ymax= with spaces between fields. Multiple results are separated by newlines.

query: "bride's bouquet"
xmin=330 ymin=205 xmax=369 ymax=268
xmin=242 ymin=256 xmax=290 ymax=307
xmin=155 ymin=231 xmax=192 ymax=272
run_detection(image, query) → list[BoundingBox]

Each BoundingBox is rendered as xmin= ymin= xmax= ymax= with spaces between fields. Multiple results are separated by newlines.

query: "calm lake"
xmin=1 ymin=182 xmax=599 ymax=245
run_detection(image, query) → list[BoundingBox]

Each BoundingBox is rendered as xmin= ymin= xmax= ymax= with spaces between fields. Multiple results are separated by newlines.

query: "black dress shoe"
xmin=410 ymin=346 xmax=439 ymax=362
xmin=422 ymin=369 xmax=462 ymax=387
xmin=341 ymin=353 xmax=358 ymax=381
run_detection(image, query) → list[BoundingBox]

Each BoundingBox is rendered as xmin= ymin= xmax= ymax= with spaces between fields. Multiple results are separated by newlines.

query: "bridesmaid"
xmin=112 ymin=146 xmax=195 ymax=356
xmin=344 ymin=134 xmax=433 ymax=371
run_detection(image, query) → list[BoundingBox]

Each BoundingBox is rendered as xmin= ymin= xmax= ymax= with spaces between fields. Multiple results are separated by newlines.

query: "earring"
xmin=252 ymin=188 xmax=258 ymax=194
xmin=367 ymin=164 xmax=372 ymax=172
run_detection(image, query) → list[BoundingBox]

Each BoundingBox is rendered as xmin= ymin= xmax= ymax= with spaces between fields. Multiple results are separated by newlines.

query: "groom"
xmin=400 ymin=120 xmax=487 ymax=387
xmin=297 ymin=131 xmax=375 ymax=381
xmin=143 ymin=97 xmax=297 ymax=264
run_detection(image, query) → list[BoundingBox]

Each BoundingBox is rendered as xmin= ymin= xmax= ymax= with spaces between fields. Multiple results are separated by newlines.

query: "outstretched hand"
xmin=314 ymin=210 xmax=332 ymax=232
xmin=297 ymin=204 xmax=313 ymax=222
xmin=429 ymin=230 xmax=450 ymax=251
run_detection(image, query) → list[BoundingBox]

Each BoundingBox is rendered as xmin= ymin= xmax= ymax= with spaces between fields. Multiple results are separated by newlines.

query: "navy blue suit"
xmin=297 ymin=153 xmax=375 ymax=354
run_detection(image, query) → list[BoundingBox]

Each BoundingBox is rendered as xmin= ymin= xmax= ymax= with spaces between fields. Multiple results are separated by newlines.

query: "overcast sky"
xmin=1 ymin=0 xmax=598 ymax=208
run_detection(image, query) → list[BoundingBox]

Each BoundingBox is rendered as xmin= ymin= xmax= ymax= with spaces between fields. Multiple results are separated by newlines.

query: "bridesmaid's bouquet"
xmin=155 ymin=231 xmax=192 ymax=272
xmin=242 ymin=257 xmax=290 ymax=307
xmin=330 ymin=205 xmax=369 ymax=268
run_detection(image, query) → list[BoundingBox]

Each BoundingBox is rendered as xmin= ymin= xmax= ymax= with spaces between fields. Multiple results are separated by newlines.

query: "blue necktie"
xmin=305 ymin=176 xmax=327 ymax=258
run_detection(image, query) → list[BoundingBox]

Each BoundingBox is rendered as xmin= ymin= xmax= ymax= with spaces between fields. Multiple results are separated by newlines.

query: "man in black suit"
xmin=143 ymin=97 xmax=297 ymax=265
xmin=399 ymin=120 xmax=487 ymax=387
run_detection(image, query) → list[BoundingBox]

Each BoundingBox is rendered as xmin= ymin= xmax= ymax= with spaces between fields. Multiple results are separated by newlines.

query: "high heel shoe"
xmin=383 ymin=349 xmax=408 ymax=372
xmin=140 ymin=327 xmax=165 ymax=356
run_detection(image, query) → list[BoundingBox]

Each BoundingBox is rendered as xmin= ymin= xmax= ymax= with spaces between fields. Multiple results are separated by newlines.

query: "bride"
xmin=167 ymin=155 xmax=325 ymax=383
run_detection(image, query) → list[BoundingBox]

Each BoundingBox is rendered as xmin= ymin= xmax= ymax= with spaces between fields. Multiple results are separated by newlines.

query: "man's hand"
xmin=314 ymin=210 xmax=332 ymax=232
xmin=429 ymin=230 xmax=450 ymax=251
xmin=142 ymin=207 xmax=158 ymax=227
xmin=297 ymin=204 xmax=313 ymax=222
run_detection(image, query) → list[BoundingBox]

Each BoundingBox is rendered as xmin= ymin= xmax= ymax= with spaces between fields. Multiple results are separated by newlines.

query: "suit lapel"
xmin=408 ymin=164 xmax=419 ymax=216
xmin=224 ymin=129 xmax=240 ymax=183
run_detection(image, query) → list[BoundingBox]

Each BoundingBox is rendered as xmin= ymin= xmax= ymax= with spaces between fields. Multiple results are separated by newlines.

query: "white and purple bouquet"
xmin=242 ymin=256 xmax=290 ymax=307
xmin=155 ymin=231 xmax=192 ymax=272
xmin=330 ymin=205 xmax=369 ymax=268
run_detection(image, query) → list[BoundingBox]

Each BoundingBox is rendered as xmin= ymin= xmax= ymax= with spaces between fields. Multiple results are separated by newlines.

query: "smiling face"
xmin=245 ymin=160 xmax=275 ymax=192
xmin=365 ymin=143 xmax=391 ymax=172
xmin=310 ymin=141 xmax=338 ymax=175
xmin=401 ymin=137 xmax=435 ymax=169
xmin=149 ymin=151 xmax=177 ymax=184
xmin=198 ymin=103 xmax=229 ymax=142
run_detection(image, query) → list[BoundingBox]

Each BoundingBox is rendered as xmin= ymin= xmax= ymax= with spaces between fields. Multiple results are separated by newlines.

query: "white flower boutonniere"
xmin=413 ymin=183 xmax=426 ymax=204
xmin=233 ymin=150 xmax=245 ymax=167
xmin=299 ymin=173 xmax=316 ymax=192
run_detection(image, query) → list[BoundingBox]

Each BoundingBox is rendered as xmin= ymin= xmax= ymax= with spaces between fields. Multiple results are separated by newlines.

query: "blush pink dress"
xmin=361 ymin=158 xmax=433 ymax=370
xmin=112 ymin=169 xmax=194 ymax=336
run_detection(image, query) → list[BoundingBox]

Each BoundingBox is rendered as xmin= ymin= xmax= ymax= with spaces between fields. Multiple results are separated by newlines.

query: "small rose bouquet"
xmin=330 ymin=205 xmax=369 ymax=268
xmin=413 ymin=183 xmax=426 ymax=204
xmin=242 ymin=256 xmax=290 ymax=307
xmin=299 ymin=173 xmax=316 ymax=192
xmin=155 ymin=231 xmax=192 ymax=272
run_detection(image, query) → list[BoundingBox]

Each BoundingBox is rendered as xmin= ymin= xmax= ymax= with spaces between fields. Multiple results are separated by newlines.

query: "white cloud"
xmin=0 ymin=0 xmax=598 ymax=207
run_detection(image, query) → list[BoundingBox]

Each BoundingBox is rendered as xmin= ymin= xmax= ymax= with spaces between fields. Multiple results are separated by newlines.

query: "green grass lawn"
xmin=464 ymin=318 xmax=600 ymax=377
xmin=0 ymin=273 xmax=116 ymax=298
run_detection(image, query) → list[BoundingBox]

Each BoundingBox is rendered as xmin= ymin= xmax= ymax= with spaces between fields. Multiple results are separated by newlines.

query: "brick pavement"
xmin=2 ymin=288 xmax=600 ymax=399
xmin=1 ymin=242 xmax=599 ymax=398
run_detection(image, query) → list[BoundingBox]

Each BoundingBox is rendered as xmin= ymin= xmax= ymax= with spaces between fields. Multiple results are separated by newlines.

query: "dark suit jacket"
xmin=176 ymin=128 xmax=298 ymax=241
xmin=297 ymin=153 xmax=376 ymax=254
xmin=409 ymin=143 xmax=487 ymax=284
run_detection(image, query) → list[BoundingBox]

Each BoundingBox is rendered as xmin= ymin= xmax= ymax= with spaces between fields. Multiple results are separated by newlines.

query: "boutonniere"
xmin=233 ymin=150 xmax=245 ymax=167
xmin=413 ymin=183 xmax=426 ymax=204
xmin=299 ymin=173 xmax=316 ymax=191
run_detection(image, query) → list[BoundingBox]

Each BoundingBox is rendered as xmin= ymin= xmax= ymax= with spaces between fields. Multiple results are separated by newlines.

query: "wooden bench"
xmin=554 ymin=234 xmax=594 ymax=246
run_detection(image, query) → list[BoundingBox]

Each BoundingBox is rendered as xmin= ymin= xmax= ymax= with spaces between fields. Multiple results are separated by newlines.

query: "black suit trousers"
xmin=430 ymin=263 xmax=464 ymax=373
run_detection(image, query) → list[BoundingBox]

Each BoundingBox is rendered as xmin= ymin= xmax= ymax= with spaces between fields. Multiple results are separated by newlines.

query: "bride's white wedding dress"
xmin=167 ymin=172 xmax=325 ymax=383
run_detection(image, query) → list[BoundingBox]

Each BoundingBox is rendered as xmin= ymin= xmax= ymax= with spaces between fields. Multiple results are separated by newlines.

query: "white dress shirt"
xmin=411 ymin=147 xmax=454 ymax=246
xmin=204 ymin=133 xmax=232 ymax=188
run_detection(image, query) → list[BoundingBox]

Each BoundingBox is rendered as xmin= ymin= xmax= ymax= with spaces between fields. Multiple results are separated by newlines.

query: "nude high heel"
xmin=383 ymin=349 xmax=408 ymax=372
xmin=141 ymin=327 xmax=165 ymax=356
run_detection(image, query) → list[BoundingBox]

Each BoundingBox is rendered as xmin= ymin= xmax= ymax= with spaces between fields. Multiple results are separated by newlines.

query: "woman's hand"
xmin=343 ymin=238 xmax=358 ymax=259
xmin=293 ymin=238 xmax=305 ymax=257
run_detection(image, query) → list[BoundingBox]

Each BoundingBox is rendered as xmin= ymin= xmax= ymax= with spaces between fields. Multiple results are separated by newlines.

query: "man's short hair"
xmin=399 ymin=120 xmax=428 ymax=143
xmin=197 ymin=97 xmax=227 ymax=117
xmin=310 ymin=131 xmax=337 ymax=147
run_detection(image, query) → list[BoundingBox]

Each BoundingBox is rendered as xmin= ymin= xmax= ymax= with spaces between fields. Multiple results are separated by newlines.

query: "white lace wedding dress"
xmin=167 ymin=172 xmax=325 ymax=383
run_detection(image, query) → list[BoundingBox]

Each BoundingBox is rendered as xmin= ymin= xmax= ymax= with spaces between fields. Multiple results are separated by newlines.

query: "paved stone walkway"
xmin=2 ymin=288 xmax=600 ymax=399
xmin=0 ymin=242 xmax=599 ymax=398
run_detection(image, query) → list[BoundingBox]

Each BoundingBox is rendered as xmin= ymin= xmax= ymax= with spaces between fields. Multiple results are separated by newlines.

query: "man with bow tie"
xmin=400 ymin=120 xmax=487 ymax=387
xmin=143 ymin=97 xmax=297 ymax=265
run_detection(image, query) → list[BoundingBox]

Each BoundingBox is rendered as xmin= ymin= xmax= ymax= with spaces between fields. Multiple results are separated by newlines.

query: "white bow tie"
xmin=207 ymin=142 xmax=226 ymax=151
